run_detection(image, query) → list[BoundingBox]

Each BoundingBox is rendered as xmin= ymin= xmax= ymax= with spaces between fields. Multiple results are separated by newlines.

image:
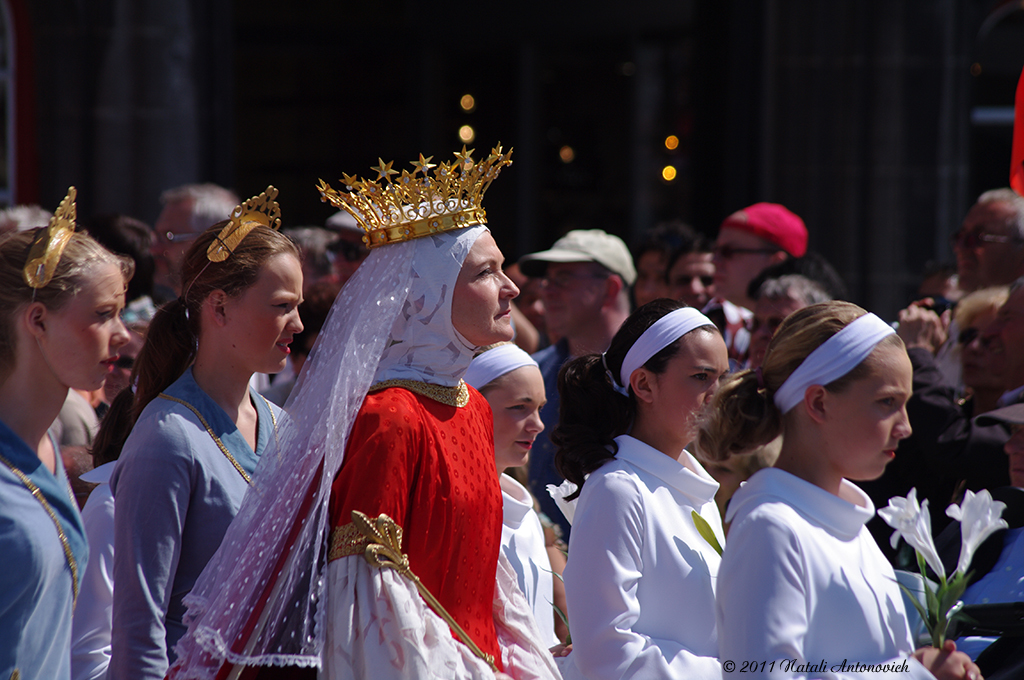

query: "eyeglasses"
xmin=950 ymin=229 xmax=1021 ymax=249
xmin=713 ymin=245 xmax=780 ymax=260
xmin=163 ymin=230 xmax=200 ymax=244
xmin=541 ymin=271 xmax=608 ymax=290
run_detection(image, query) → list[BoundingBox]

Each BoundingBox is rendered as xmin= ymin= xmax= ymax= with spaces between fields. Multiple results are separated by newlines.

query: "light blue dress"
xmin=0 ymin=417 xmax=88 ymax=680
xmin=108 ymin=368 xmax=279 ymax=680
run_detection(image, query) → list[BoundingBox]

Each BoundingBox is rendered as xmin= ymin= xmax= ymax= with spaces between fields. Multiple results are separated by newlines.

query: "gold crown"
xmin=317 ymin=145 xmax=513 ymax=248
xmin=24 ymin=187 xmax=77 ymax=288
xmin=207 ymin=186 xmax=281 ymax=262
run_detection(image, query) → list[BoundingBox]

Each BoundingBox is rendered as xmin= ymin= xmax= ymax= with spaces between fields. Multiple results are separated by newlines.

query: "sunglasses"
xmin=957 ymin=327 xmax=993 ymax=348
xmin=713 ymin=245 xmax=780 ymax=260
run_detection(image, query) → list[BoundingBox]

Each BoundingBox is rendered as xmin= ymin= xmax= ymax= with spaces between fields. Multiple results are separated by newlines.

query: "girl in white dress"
xmin=699 ymin=300 xmax=982 ymax=680
xmin=553 ymin=299 xmax=729 ymax=680
xmin=464 ymin=342 xmax=559 ymax=648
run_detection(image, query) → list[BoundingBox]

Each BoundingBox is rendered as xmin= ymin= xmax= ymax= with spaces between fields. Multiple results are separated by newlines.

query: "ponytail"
xmin=552 ymin=355 xmax=632 ymax=499
xmin=131 ymin=297 xmax=198 ymax=420
xmin=697 ymin=368 xmax=782 ymax=461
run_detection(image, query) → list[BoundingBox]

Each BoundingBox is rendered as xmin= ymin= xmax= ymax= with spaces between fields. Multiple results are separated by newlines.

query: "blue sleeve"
xmin=109 ymin=413 xmax=195 ymax=680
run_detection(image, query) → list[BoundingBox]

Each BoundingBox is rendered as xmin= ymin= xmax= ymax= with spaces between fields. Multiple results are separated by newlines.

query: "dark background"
xmin=5 ymin=0 xmax=1024 ymax=318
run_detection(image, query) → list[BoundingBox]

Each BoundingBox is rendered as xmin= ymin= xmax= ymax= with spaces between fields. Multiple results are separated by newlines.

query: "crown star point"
xmin=411 ymin=154 xmax=436 ymax=175
xmin=372 ymin=159 xmax=398 ymax=182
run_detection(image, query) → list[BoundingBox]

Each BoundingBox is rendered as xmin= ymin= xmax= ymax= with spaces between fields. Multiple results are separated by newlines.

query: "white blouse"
xmin=562 ymin=435 xmax=724 ymax=680
xmin=500 ymin=474 xmax=558 ymax=647
xmin=718 ymin=468 xmax=933 ymax=679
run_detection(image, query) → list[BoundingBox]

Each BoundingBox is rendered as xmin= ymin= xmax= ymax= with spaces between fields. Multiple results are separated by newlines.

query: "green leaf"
xmin=692 ymin=510 xmax=723 ymax=556
xmin=896 ymin=580 xmax=932 ymax=634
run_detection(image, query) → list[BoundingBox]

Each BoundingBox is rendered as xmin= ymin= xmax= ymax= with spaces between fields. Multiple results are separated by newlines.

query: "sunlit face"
xmin=37 ymin=262 xmax=131 ymax=392
xmin=1004 ymin=425 xmax=1024 ymax=488
xmin=749 ymin=295 xmax=805 ymax=369
xmin=634 ymin=250 xmax=670 ymax=308
xmin=960 ymin=308 xmax=1005 ymax=394
xmin=954 ymin=201 xmax=1024 ymax=292
xmin=103 ymin=327 xmax=145 ymax=403
xmin=713 ymin=227 xmax=781 ymax=306
xmin=984 ymin=288 xmax=1024 ymax=390
xmin=218 ymin=253 xmax=304 ymax=376
xmin=667 ymin=252 xmax=715 ymax=309
xmin=820 ymin=343 xmax=913 ymax=485
xmin=639 ymin=329 xmax=729 ymax=444
xmin=451 ymin=232 xmax=519 ymax=347
xmin=481 ymin=365 xmax=547 ymax=472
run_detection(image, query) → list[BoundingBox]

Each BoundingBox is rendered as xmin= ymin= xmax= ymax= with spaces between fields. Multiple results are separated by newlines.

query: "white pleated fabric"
xmin=322 ymin=552 xmax=561 ymax=680
xmin=169 ymin=226 xmax=489 ymax=677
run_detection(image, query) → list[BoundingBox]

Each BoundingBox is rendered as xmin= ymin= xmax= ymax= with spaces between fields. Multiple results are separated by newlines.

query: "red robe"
xmin=328 ymin=386 xmax=503 ymax=667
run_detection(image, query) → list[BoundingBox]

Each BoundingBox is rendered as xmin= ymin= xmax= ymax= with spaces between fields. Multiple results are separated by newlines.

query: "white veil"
xmin=169 ymin=225 xmax=488 ymax=678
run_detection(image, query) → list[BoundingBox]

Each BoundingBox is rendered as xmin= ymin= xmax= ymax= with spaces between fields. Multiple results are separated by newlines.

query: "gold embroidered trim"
xmin=328 ymin=521 xmax=377 ymax=561
xmin=158 ymin=393 xmax=271 ymax=485
xmin=0 ymin=453 xmax=80 ymax=604
xmin=367 ymin=379 xmax=469 ymax=407
xmin=347 ymin=511 xmax=497 ymax=672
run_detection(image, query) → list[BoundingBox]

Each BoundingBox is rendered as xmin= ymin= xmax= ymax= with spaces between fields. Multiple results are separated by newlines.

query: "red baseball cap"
xmin=720 ymin=202 xmax=808 ymax=257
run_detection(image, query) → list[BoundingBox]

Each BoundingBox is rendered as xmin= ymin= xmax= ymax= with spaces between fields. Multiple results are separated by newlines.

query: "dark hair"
xmin=92 ymin=222 xmax=300 ymax=462
xmin=633 ymin=220 xmax=704 ymax=263
xmin=663 ymin=228 xmax=713 ymax=283
xmin=698 ymin=301 xmax=904 ymax=461
xmin=745 ymin=250 xmax=848 ymax=302
xmin=552 ymin=298 xmax=717 ymax=498
xmin=83 ymin=213 xmax=156 ymax=302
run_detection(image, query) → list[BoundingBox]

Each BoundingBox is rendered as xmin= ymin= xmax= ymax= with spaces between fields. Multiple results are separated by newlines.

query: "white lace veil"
xmin=170 ymin=224 xmax=488 ymax=677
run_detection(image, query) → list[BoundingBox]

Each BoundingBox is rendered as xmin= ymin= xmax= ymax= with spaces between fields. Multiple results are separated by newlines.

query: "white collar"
xmin=500 ymin=473 xmax=533 ymax=530
xmin=612 ymin=434 xmax=720 ymax=503
xmin=726 ymin=467 xmax=874 ymax=540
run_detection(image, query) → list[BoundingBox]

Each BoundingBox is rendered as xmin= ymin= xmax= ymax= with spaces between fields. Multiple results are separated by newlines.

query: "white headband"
xmin=464 ymin=343 xmax=539 ymax=390
xmin=619 ymin=307 xmax=716 ymax=387
xmin=772 ymin=312 xmax=895 ymax=414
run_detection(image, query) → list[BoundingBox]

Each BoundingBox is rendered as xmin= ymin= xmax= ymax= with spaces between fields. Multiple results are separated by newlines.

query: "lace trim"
xmin=0 ymin=453 xmax=80 ymax=603
xmin=368 ymin=378 xmax=469 ymax=407
xmin=157 ymin=393 xmax=278 ymax=485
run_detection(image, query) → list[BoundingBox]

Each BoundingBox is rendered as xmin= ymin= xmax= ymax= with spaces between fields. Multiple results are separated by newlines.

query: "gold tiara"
xmin=317 ymin=145 xmax=513 ymax=248
xmin=23 ymin=187 xmax=77 ymax=289
xmin=206 ymin=186 xmax=281 ymax=263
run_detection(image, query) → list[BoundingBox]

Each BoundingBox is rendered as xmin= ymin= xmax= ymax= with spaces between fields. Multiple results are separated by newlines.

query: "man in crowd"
xmin=665 ymin=226 xmax=715 ymax=310
xmin=151 ymin=183 xmax=239 ymax=299
xmin=954 ymin=189 xmax=1024 ymax=294
xmin=709 ymin=202 xmax=808 ymax=365
xmin=747 ymin=274 xmax=831 ymax=368
xmin=518 ymin=229 xmax=635 ymax=536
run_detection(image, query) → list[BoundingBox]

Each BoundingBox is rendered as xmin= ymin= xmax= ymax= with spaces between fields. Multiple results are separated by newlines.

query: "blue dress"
xmin=0 ymin=418 xmax=88 ymax=680
xmin=108 ymin=368 xmax=280 ymax=680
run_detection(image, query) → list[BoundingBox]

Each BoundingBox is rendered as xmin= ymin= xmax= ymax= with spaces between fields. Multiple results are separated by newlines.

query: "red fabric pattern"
xmin=329 ymin=386 xmax=503 ymax=668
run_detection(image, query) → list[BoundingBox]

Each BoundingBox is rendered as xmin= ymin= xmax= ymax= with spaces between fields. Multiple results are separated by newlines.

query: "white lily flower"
xmin=546 ymin=479 xmax=580 ymax=526
xmin=945 ymin=489 xmax=1008 ymax=576
xmin=878 ymin=488 xmax=946 ymax=581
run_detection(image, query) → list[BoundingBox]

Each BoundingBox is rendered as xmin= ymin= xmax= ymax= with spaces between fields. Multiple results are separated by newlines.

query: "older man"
xmin=747 ymin=274 xmax=831 ymax=368
xmin=954 ymin=188 xmax=1024 ymax=294
xmin=518 ymin=229 xmax=635 ymax=536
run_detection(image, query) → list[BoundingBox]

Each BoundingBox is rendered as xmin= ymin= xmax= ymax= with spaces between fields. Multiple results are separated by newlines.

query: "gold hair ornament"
xmin=317 ymin=145 xmax=513 ymax=248
xmin=206 ymin=186 xmax=281 ymax=263
xmin=23 ymin=187 xmax=77 ymax=288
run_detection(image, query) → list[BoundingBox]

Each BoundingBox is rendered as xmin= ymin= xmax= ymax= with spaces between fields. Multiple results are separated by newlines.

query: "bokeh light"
xmin=459 ymin=125 xmax=475 ymax=143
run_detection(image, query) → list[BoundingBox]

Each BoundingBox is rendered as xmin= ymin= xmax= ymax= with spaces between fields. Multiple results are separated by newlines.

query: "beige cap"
xmin=518 ymin=229 xmax=637 ymax=286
